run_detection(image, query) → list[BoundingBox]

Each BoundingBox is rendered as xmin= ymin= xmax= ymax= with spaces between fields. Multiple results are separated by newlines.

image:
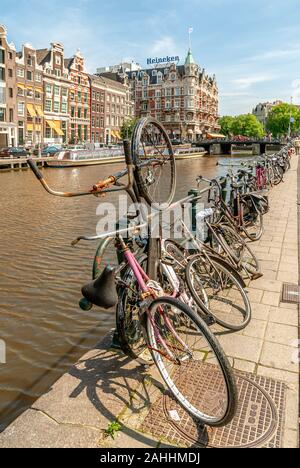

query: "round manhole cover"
xmin=164 ymin=374 xmax=278 ymax=448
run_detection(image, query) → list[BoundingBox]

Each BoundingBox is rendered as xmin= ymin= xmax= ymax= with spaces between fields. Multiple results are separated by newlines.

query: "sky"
xmin=1 ymin=0 xmax=300 ymax=115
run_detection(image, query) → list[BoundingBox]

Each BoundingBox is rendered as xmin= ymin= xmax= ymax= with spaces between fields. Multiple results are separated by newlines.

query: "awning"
xmin=27 ymin=123 xmax=34 ymax=131
xmin=207 ymin=133 xmax=226 ymax=139
xmin=27 ymin=104 xmax=36 ymax=117
xmin=111 ymin=130 xmax=117 ymax=138
xmin=17 ymin=83 xmax=26 ymax=89
xmin=53 ymin=121 xmax=64 ymax=136
xmin=35 ymin=106 xmax=44 ymax=117
xmin=115 ymin=131 xmax=121 ymax=140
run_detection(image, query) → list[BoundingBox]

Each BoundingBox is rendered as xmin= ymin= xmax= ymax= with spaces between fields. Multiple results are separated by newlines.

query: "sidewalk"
xmin=0 ymin=157 xmax=299 ymax=448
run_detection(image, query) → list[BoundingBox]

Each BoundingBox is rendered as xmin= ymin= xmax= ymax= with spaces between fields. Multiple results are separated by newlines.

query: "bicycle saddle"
xmin=81 ymin=266 xmax=118 ymax=310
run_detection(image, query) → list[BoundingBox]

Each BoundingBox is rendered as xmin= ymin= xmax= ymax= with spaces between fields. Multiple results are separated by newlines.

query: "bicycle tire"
xmin=146 ymin=297 xmax=238 ymax=427
xmin=131 ymin=117 xmax=176 ymax=208
xmin=185 ymin=254 xmax=251 ymax=331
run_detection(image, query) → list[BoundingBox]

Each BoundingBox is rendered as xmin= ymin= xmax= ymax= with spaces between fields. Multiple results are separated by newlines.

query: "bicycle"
xmin=27 ymin=117 xmax=238 ymax=427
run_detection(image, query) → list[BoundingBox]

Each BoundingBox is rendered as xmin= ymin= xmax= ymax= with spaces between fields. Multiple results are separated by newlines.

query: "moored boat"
xmin=46 ymin=147 xmax=125 ymax=167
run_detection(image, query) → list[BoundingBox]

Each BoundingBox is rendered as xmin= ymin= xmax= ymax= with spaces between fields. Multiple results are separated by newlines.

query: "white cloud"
xmin=232 ymin=75 xmax=273 ymax=89
xmin=151 ymin=36 xmax=178 ymax=55
xmin=249 ymin=47 xmax=300 ymax=61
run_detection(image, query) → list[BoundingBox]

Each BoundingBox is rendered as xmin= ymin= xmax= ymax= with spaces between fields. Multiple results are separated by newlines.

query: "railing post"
xmin=188 ymin=189 xmax=199 ymax=233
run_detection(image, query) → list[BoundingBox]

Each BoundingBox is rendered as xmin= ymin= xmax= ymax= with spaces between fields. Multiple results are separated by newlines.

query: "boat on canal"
xmin=46 ymin=147 xmax=125 ymax=168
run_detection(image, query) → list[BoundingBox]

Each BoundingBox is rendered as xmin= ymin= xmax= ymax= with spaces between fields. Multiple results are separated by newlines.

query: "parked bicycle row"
xmin=27 ymin=118 xmax=296 ymax=430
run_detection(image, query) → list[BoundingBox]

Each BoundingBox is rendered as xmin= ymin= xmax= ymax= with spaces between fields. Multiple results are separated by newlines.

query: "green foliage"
xmin=219 ymin=116 xmax=235 ymax=136
xmin=120 ymin=118 xmax=139 ymax=140
xmin=231 ymin=114 xmax=264 ymax=138
xmin=105 ymin=421 xmax=122 ymax=439
xmin=219 ymin=114 xmax=264 ymax=138
xmin=266 ymin=103 xmax=300 ymax=137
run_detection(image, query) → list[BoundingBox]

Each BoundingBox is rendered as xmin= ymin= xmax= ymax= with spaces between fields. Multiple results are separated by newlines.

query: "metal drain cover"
xmin=141 ymin=369 xmax=286 ymax=448
xmin=282 ymin=283 xmax=300 ymax=303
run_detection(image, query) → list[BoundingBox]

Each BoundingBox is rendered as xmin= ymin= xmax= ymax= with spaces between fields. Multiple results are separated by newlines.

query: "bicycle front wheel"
xmin=146 ymin=297 xmax=238 ymax=427
xmin=132 ymin=117 xmax=176 ymax=208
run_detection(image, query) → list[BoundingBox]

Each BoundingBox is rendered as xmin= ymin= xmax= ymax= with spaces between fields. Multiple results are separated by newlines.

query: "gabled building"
xmin=123 ymin=49 xmax=219 ymax=141
xmin=89 ymin=73 xmax=134 ymax=145
xmin=0 ymin=25 xmax=17 ymax=147
xmin=15 ymin=43 xmax=44 ymax=146
xmin=65 ymin=51 xmax=90 ymax=144
xmin=36 ymin=43 xmax=70 ymax=144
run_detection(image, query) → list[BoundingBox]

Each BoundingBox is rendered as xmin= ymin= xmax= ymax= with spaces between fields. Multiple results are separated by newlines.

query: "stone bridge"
xmin=194 ymin=139 xmax=284 ymax=155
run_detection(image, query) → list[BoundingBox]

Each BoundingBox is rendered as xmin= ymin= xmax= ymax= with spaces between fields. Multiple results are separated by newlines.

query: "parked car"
xmin=33 ymin=146 xmax=60 ymax=156
xmin=0 ymin=147 xmax=29 ymax=158
xmin=171 ymin=139 xmax=184 ymax=146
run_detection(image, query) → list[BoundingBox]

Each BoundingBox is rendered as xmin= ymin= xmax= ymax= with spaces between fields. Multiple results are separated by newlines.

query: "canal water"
xmin=0 ymin=152 xmax=256 ymax=430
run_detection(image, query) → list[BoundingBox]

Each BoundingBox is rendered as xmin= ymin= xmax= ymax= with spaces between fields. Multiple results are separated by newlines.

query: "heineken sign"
xmin=147 ymin=55 xmax=180 ymax=66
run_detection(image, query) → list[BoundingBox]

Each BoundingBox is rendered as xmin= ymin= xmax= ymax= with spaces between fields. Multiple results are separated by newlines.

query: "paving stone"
xmin=261 ymin=291 xmax=281 ymax=307
xmin=269 ymin=306 xmax=298 ymax=326
xmin=259 ymin=342 xmax=298 ymax=373
xmin=265 ymin=323 xmax=298 ymax=347
xmin=282 ymin=429 xmax=299 ymax=449
xmin=257 ymin=366 xmax=298 ymax=390
xmin=233 ymin=359 xmax=256 ymax=373
xmin=218 ymin=334 xmax=263 ymax=362
xmin=242 ymin=318 xmax=267 ymax=339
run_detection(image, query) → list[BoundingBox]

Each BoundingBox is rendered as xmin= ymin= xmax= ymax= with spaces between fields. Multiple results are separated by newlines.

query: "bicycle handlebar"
xmin=27 ymin=139 xmax=135 ymax=198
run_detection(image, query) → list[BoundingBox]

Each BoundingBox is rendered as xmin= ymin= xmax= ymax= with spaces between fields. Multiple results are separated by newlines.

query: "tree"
xmin=120 ymin=118 xmax=138 ymax=140
xmin=231 ymin=114 xmax=264 ymax=138
xmin=219 ymin=116 xmax=235 ymax=136
xmin=266 ymin=103 xmax=300 ymax=137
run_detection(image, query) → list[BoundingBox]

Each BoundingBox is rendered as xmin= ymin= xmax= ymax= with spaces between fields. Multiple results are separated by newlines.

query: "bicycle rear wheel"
xmin=186 ymin=255 xmax=251 ymax=331
xmin=132 ymin=117 xmax=176 ymax=208
xmin=146 ymin=297 xmax=238 ymax=427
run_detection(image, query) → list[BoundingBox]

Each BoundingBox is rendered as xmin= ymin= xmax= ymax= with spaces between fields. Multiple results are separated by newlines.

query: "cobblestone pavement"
xmin=0 ymin=157 xmax=299 ymax=448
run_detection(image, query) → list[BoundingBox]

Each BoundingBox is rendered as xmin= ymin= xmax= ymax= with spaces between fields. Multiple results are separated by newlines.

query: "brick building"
xmin=65 ymin=51 xmax=90 ymax=144
xmin=0 ymin=25 xmax=17 ymax=147
xmin=37 ymin=43 xmax=70 ymax=144
xmin=125 ymin=49 xmax=219 ymax=141
xmin=15 ymin=43 xmax=44 ymax=146
xmin=89 ymin=74 xmax=134 ymax=144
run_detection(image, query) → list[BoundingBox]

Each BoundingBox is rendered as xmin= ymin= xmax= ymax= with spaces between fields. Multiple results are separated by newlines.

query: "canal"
xmin=0 ymin=153 xmax=256 ymax=430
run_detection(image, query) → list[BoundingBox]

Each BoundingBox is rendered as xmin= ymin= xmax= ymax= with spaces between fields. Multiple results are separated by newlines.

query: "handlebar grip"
xmin=123 ymin=139 xmax=133 ymax=165
xmin=27 ymin=158 xmax=44 ymax=181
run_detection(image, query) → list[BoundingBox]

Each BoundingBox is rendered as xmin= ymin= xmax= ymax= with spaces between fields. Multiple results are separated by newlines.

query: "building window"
xmin=9 ymin=88 xmax=13 ymax=98
xmin=175 ymin=87 xmax=181 ymax=96
xmin=9 ymin=108 xmax=14 ymax=123
xmin=27 ymin=57 xmax=33 ymax=66
xmin=55 ymin=69 xmax=61 ymax=77
xmin=54 ymin=101 xmax=60 ymax=113
xmin=165 ymin=100 xmax=171 ymax=110
xmin=84 ymin=92 xmax=88 ymax=103
xmin=35 ymin=90 xmax=41 ymax=100
xmin=17 ymin=68 xmax=24 ymax=78
xmin=8 ymin=68 xmax=13 ymax=78
xmin=18 ymin=102 xmax=25 ymax=116
xmin=27 ymin=70 xmax=33 ymax=81
xmin=0 ymin=67 xmax=5 ymax=81
xmin=100 ymin=117 xmax=104 ymax=127
xmin=78 ymin=108 xmax=81 ymax=118
xmin=61 ymin=102 xmax=67 ymax=114
xmin=84 ymin=108 xmax=88 ymax=119
xmin=45 ymin=125 xmax=51 ymax=139
xmin=78 ymin=91 xmax=82 ymax=101
xmin=55 ymin=55 xmax=61 ymax=65
xmin=0 ymin=49 xmax=5 ymax=64
xmin=166 ymin=88 xmax=172 ymax=97
xmin=54 ymin=85 xmax=60 ymax=96
xmin=8 ymin=51 xmax=13 ymax=60
xmin=175 ymin=99 xmax=180 ymax=108
xmin=106 ymin=116 xmax=110 ymax=125
xmin=27 ymin=89 xmax=34 ymax=98
xmin=45 ymin=83 xmax=52 ymax=94
xmin=35 ymin=73 xmax=42 ymax=82
xmin=143 ymin=89 xmax=147 ymax=99
xmin=17 ymin=87 xmax=24 ymax=97
xmin=78 ymin=76 xmax=81 ymax=85
xmin=61 ymin=88 xmax=68 ymax=98
xmin=188 ymin=88 xmax=194 ymax=95
xmin=0 ymin=108 xmax=5 ymax=122
xmin=156 ymin=100 xmax=161 ymax=109
xmin=45 ymin=99 xmax=52 ymax=112
xmin=71 ymin=107 xmax=75 ymax=118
